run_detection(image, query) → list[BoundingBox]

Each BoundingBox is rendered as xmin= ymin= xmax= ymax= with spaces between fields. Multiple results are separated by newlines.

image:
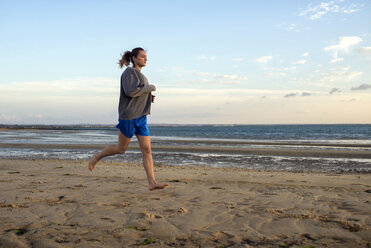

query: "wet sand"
xmin=1 ymin=143 xmax=370 ymax=159
xmin=0 ymin=158 xmax=370 ymax=247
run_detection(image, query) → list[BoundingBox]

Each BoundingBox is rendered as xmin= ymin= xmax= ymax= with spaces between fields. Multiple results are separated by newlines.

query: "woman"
xmin=88 ymin=47 xmax=168 ymax=191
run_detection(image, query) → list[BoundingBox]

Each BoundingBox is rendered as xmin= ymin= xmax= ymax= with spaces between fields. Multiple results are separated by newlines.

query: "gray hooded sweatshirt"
xmin=118 ymin=67 xmax=156 ymax=120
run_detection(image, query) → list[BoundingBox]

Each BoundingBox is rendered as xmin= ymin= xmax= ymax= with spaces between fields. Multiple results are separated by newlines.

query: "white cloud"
xmin=325 ymin=36 xmax=363 ymax=52
xmin=264 ymin=65 xmax=298 ymax=77
xmin=320 ymin=67 xmax=363 ymax=82
xmin=0 ymin=77 xmax=118 ymax=97
xmin=265 ymin=72 xmax=287 ymax=77
xmin=214 ymin=74 xmax=239 ymax=80
xmin=293 ymin=59 xmax=307 ymax=65
xmin=286 ymin=23 xmax=299 ymax=32
xmin=302 ymin=53 xmax=309 ymax=57
xmin=264 ymin=66 xmax=296 ymax=71
xmin=280 ymin=23 xmax=310 ymax=32
xmin=256 ymin=56 xmax=273 ymax=63
xmin=324 ymin=36 xmax=363 ymax=63
xmin=299 ymin=1 xmax=362 ymax=20
xmin=330 ymin=57 xmax=344 ymax=63
xmin=196 ymin=72 xmax=211 ymax=77
xmin=195 ymin=72 xmax=248 ymax=84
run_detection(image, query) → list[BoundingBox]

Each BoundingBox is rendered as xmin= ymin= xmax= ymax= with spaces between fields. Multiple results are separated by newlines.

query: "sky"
xmin=0 ymin=0 xmax=370 ymax=125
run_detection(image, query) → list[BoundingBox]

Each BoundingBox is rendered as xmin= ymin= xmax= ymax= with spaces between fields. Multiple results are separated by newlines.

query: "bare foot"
xmin=88 ymin=153 xmax=99 ymax=172
xmin=149 ymin=182 xmax=169 ymax=191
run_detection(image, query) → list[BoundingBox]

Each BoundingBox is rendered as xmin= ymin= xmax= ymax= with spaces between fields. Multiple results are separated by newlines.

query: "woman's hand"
xmin=152 ymin=95 xmax=155 ymax=103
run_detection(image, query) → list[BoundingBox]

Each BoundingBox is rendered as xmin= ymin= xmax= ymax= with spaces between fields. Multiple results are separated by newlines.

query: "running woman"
xmin=88 ymin=47 xmax=168 ymax=191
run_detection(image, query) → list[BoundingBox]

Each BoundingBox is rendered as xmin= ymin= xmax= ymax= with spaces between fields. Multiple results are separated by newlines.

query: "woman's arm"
xmin=123 ymin=69 xmax=156 ymax=98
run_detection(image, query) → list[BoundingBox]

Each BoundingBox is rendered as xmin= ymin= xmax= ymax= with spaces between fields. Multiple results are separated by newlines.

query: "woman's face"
xmin=133 ymin=50 xmax=147 ymax=68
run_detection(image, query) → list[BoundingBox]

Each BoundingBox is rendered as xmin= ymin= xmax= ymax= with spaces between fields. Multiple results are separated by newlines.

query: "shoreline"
xmin=0 ymin=158 xmax=370 ymax=247
xmin=0 ymin=157 xmax=370 ymax=175
xmin=1 ymin=143 xmax=371 ymax=159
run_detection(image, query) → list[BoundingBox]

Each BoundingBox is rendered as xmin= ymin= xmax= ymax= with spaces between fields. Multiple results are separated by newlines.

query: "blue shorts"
xmin=116 ymin=116 xmax=150 ymax=138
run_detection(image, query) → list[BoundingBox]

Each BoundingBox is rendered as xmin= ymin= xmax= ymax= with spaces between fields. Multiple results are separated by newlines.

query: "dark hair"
xmin=118 ymin=47 xmax=145 ymax=68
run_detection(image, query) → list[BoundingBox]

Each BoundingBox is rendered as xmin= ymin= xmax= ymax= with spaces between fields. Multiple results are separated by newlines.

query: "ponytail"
xmin=118 ymin=47 xmax=145 ymax=69
xmin=118 ymin=51 xmax=131 ymax=68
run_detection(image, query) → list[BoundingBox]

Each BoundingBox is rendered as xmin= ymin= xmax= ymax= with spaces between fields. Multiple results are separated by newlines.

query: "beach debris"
xmin=58 ymin=195 xmax=65 ymax=200
xmin=178 ymin=207 xmax=188 ymax=214
xmin=210 ymin=186 xmax=223 ymax=190
xmin=364 ymin=189 xmax=371 ymax=193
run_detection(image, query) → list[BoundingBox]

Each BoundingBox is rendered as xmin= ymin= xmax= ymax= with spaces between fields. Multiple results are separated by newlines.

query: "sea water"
xmin=0 ymin=124 xmax=370 ymax=172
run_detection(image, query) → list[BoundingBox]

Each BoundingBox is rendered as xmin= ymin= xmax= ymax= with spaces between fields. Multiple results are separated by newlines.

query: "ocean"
xmin=0 ymin=124 xmax=370 ymax=172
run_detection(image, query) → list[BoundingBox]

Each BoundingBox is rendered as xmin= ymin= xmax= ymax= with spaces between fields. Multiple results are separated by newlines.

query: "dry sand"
xmin=0 ymin=158 xmax=370 ymax=248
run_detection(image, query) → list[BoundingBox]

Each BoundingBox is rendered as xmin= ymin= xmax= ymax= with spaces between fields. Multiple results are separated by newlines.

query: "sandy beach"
xmin=0 ymin=158 xmax=370 ymax=248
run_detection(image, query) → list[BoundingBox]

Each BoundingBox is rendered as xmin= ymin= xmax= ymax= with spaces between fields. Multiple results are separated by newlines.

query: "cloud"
xmin=299 ymin=1 xmax=362 ymax=20
xmin=329 ymin=88 xmax=341 ymax=94
xmin=285 ymin=23 xmax=299 ymax=32
xmin=302 ymin=53 xmax=309 ymax=57
xmin=356 ymin=46 xmax=371 ymax=56
xmin=197 ymin=54 xmax=216 ymax=60
xmin=284 ymin=92 xmax=313 ymax=98
xmin=319 ymin=67 xmax=363 ymax=82
xmin=293 ymin=59 xmax=307 ymax=65
xmin=324 ymin=36 xmax=363 ymax=63
xmin=194 ymin=71 xmax=248 ymax=85
xmin=213 ymin=74 xmax=240 ymax=80
xmin=264 ymin=66 xmax=297 ymax=77
xmin=330 ymin=57 xmax=344 ymax=63
xmin=256 ymin=56 xmax=273 ymax=63
xmin=196 ymin=72 xmax=211 ymax=77
xmin=280 ymin=23 xmax=310 ymax=32
xmin=0 ymin=77 xmax=118 ymax=97
xmin=265 ymin=72 xmax=287 ymax=77
xmin=264 ymin=66 xmax=296 ymax=71
xmin=351 ymin=84 xmax=371 ymax=91
xmin=284 ymin=93 xmax=298 ymax=98
xmin=325 ymin=36 xmax=363 ymax=52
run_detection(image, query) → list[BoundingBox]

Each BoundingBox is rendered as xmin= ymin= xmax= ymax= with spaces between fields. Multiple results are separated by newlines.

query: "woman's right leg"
xmin=88 ymin=131 xmax=131 ymax=171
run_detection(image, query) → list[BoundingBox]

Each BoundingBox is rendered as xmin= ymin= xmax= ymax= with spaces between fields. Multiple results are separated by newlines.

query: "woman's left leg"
xmin=136 ymin=134 xmax=168 ymax=191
